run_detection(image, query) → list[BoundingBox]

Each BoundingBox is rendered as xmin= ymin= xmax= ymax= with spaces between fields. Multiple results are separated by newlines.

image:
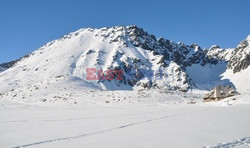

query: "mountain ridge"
xmin=0 ymin=25 xmax=249 ymax=93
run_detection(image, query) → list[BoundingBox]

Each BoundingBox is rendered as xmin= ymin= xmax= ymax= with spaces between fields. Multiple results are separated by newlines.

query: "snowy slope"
xmin=0 ymin=26 xmax=194 ymax=93
xmin=186 ymin=61 xmax=233 ymax=90
xmin=219 ymin=36 xmax=250 ymax=94
xmin=222 ymin=66 xmax=250 ymax=94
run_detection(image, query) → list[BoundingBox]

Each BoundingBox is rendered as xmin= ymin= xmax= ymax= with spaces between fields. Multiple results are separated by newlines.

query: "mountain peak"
xmin=237 ymin=35 xmax=250 ymax=49
xmin=247 ymin=35 xmax=250 ymax=41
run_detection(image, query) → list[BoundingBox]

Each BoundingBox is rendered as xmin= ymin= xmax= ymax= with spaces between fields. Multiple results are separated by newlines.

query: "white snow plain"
xmin=1 ymin=90 xmax=250 ymax=148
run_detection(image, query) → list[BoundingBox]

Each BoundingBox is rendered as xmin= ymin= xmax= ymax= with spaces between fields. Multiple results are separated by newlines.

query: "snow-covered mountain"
xmin=0 ymin=25 xmax=249 ymax=94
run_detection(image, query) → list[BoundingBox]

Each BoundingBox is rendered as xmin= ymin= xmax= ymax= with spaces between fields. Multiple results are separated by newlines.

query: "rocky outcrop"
xmin=228 ymin=36 xmax=250 ymax=73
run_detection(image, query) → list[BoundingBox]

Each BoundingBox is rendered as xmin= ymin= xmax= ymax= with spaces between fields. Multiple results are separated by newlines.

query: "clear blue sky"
xmin=0 ymin=0 xmax=250 ymax=63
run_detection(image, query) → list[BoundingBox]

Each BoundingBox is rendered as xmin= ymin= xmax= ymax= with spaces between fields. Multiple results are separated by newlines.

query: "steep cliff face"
xmin=227 ymin=35 xmax=250 ymax=73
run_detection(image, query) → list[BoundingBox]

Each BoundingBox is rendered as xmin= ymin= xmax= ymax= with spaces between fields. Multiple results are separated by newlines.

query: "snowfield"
xmin=1 ymin=90 xmax=250 ymax=148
